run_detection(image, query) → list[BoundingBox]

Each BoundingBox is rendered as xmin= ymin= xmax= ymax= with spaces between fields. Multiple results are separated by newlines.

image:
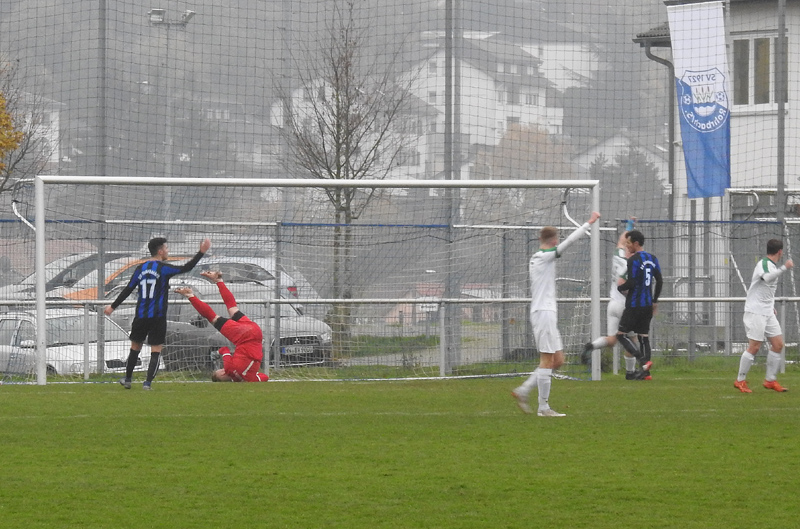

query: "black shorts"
xmin=618 ymin=306 xmax=654 ymax=336
xmin=129 ymin=317 xmax=168 ymax=346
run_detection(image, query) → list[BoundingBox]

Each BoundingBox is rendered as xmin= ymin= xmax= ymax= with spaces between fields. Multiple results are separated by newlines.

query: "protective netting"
xmin=2 ymin=1 xmax=799 ymax=383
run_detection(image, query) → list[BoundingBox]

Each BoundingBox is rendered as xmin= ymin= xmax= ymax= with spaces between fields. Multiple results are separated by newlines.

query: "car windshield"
xmin=200 ymin=301 xmax=298 ymax=319
xmin=190 ymin=263 xmax=275 ymax=283
xmin=46 ymin=315 xmax=128 ymax=346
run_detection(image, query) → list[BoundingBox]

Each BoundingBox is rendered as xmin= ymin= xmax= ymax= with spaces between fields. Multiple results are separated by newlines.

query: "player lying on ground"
xmin=173 ymin=270 xmax=268 ymax=382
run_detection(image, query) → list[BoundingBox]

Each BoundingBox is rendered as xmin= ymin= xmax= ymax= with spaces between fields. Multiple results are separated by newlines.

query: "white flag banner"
xmin=667 ymin=1 xmax=731 ymax=198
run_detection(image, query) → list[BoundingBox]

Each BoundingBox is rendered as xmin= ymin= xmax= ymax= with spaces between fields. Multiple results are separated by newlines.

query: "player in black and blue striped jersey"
xmin=616 ymin=229 xmax=662 ymax=380
xmin=105 ymin=237 xmax=211 ymax=389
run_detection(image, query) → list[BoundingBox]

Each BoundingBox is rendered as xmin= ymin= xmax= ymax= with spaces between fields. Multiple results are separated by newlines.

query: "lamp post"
xmin=147 ymin=9 xmax=195 ymax=221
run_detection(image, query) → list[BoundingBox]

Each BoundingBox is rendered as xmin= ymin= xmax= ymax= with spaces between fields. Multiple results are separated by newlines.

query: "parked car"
xmin=0 ymin=308 xmax=159 ymax=376
xmin=58 ymin=255 xmax=306 ymax=303
xmin=0 ymin=251 xmax=131 ymax=302
xmin=107 ymin=278 xmax=333 ymax=369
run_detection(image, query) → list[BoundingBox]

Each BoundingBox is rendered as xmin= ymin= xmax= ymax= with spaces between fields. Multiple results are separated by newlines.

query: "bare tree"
xmin=278 ymin=0 xmax=418 ymax=355
xmin=0 ymin=59 xmax=60 ymax=194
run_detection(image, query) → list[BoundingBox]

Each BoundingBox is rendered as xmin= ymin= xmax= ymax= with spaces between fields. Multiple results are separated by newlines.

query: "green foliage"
xmin=0 ymin=92 xmax=22 ymax=171
xmin=1 ymin=371 xmax=799 ymax=528
xmin=347 ymin=334 xmax=440 ymax=358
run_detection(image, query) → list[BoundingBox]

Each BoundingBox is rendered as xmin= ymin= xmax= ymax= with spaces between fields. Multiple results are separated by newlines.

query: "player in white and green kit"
xmin=512 ymin=211 xmax=601 ymax=417
xmin=734 ymin=238 xmax=794 ymax=393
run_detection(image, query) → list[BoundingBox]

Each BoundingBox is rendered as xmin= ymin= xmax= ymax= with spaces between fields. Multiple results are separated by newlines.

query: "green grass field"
xmin=1 ymin=366 xmax=799 ymax=529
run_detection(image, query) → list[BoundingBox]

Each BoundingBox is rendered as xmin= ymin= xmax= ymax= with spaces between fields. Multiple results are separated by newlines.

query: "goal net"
xmin=3 ymin=176 xmax=603 ymax=384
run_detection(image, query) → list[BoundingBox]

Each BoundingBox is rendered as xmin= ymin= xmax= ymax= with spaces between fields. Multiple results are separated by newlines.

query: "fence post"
xmin=84 ymin=304 xmax=91 ymax=381
xmin=272 ymin=222 xmax=282 ymax=370
xmin=439 ymin=302 xmax=446 ymax=377
xmin=501 ymin=225 xmax=509 ymax=360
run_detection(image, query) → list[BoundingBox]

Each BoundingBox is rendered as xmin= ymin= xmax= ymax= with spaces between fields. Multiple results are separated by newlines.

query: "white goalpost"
xmin=26 ymin=176 xmax=601 ymax=385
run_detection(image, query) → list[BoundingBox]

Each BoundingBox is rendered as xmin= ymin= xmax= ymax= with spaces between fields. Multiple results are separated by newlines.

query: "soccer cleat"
xmin=581 ymin=342 xmax=594 ymax=365
xmin=118 ymin=378 xmax=131 ymax=389
xmin=511 ymin=390 xmax=532 ymax=414
xmin=733 ymin=380 xmax=752 ymax=393
xmin=763 ymin=380 xmax=788 ymax=392
xmin=537 ymin=408 xmax=566 ymax=417
xmin=142 ymin=382 xmax=152 ymax=390
xmin=625 ymin=371 xmax=637 ymax=380
xmin=643 ymin=372 xmax=652 ymax=381
xmin=641 ymin=361 xmax=653 ymax=372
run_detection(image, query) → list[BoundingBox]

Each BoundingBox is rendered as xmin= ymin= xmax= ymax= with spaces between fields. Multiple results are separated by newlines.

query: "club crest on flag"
xmin=678 ymin=68 xmax=729 ymax=133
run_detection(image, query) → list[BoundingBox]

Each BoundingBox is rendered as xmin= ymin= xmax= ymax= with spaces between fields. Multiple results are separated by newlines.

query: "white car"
xmin=0 ymin=251 xmax=131 ymax=301
xmin=0 ymin=309 xmax=160 ymax=376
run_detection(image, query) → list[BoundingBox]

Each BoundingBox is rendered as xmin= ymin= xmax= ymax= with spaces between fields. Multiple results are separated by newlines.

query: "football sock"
xmin=217 ymin=281 xmax=237 ymax=310
xmin=189 ymin=296 xmax=218 ymax=322
xmin=765 ymin=350 xmax=781 ymax=382
xmin=624 ymin=355 xmax=637 ymax=373
xmin=617 ymin=334 xmax=643 ymax=363
xmin=637 ymin=334 xmax=652 ymax=363
xmin=737 ymin=352 xmax=755 ymax=381
xmin=146 ymin=352 xmax=161 ymax=382
xmin=537 ymin=368 xmax=552 ymax=410
xmin=124 ymin=348 xmax=140 ymax=380
xmin=591 ymin=337 xmax=609 ymax=350
xmin=517 ymin=368 xmax=539 ymax=395
xmin=639 ymin=335 xmax=651 ymax=363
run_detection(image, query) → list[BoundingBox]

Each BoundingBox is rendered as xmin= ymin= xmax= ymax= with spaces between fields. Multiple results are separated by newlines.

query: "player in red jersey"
xmin=174 ymin=270 xmax=268 ymax=382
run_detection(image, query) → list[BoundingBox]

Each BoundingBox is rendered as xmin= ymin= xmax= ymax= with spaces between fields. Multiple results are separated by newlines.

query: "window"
xmin=733 ymin=35 xmax=788 ymax=106
xmin=0 ymin=319 xmax=18 ymax=346
xmin=497 ymin=63 xmax=505 ymax=73
xmin=525 ymin=93 xmax=538 ymax=106
xmin=428 ymin=61 xmax=437 ymax=74
xmin=428 ymin=91 xmax=437 ymax=105
xmin=16 ymin=321 xmax=35 ymax=347
xmin=397 ymin=150 xmax=420 ymax=167
xmin=508 ymin=64 xmax=518 ymax=75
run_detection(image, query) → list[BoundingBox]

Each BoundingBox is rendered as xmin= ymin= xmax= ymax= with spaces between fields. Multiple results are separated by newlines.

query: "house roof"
xmin=424 ymin=38 xmax=553 ymax=90
xmin=632 ymin=22 xmax=671 ymax=48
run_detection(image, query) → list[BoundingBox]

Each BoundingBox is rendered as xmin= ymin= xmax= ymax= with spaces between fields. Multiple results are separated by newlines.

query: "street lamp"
xmin=147 ymin=9 xmax=195 ymax=220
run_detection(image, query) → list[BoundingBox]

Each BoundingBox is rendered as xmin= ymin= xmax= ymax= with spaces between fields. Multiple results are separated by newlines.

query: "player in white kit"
xmin=512 ymin=211 xmax=601 ymax=416
xmin=734 ymin=238 xmax=793 ymax=393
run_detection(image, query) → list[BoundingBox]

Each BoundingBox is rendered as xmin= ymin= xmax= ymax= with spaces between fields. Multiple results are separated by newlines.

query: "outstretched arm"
xmin=557 ymin=211 xmax=600 ymax=256
xmin=176 ymin=239 xmax=212 ymax=274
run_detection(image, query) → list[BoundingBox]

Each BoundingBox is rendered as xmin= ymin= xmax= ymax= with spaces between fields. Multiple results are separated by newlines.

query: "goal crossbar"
xmin=37 ymin=176 xmax=599 ymax=190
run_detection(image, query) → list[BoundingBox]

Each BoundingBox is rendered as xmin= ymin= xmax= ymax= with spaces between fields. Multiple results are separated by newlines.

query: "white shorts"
xmin=531 ymin=310 xmax=563 ymax=353
xmin=606 ymin=299 xmax=625 ymax=336
xmin=743 ymin=311 xmax=782 ymax=341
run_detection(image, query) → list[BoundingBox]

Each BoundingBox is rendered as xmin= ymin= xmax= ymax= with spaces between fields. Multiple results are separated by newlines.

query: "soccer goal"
xmin=5 ymin=176 xmax=604 ymax=385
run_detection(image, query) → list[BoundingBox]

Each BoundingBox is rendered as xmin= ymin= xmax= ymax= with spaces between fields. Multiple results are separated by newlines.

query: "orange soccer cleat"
xmin=733 ymin=380 xmax=752 ymax=393
xmin=763 ymin=380 xmax=788 ymax=392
